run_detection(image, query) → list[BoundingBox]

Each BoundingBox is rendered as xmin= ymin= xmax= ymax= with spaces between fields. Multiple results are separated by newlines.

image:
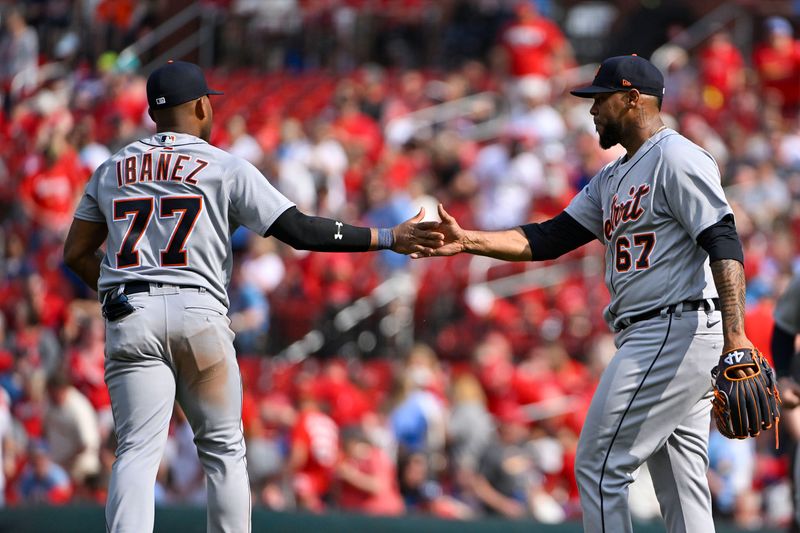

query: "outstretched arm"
xmin=437 ymin=227 xmax=533 ymax=261
xmin=412 ymin=204 xmax=532 ymax=261
xmin=412 ymin=204 xmax=594 ymax=262
xmin=267 ymin=206 xmax=443 ymax=255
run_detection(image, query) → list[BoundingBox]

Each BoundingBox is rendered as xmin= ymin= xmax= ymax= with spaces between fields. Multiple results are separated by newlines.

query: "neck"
xmin=155 ymin=116 xmax=204 ymax=139
xmin=621 ymin=119 xmax=665 ymax=159
xmin=157 ymin=125 xmax=199 ymax=137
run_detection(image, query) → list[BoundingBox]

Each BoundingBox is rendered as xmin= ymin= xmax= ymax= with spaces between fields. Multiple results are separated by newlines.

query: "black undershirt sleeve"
xmin=265 ymin=207 xmax=371 ymax=252
xmin=520 ymin=211 xmax=597 ymax=261
xmin=771 ymin=325 xmax=797 ymax=379
xmin=696 ymin=214 xmax=744 ymax=264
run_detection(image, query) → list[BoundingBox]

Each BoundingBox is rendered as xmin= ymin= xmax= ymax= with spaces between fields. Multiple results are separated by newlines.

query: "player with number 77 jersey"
xmin=70 ymin=114 xmax=439 ymax=309
xmin=63 ymin=61 xmax=443 ymax=533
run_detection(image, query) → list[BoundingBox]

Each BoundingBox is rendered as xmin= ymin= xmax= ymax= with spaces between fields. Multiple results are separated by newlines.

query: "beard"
xmin=598 ymin=120 xmax=623 ymax=149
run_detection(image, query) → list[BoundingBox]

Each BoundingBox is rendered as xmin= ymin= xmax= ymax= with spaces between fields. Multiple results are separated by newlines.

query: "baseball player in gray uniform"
xmin=62 ymin=61 xmax=442 ymax=533
xmin=773 ymin=273 xmax=800 ymax=531
xmin=416 ymin=55 xmax=756 ymax=532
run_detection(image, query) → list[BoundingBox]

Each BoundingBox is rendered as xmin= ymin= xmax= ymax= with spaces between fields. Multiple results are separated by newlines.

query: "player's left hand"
xmin=711 ymin=346 xmax=781 ymax=441
xmin=391 ymin=207 xmax=445 ymax=255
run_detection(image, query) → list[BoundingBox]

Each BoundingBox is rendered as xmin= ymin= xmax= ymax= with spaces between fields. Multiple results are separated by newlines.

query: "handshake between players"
xmin=408 ymin=203 xmax=533 ymax=261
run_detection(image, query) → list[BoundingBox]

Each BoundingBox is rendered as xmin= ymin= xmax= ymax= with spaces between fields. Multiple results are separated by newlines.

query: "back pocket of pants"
xmin=184 ymin=305 xmax=225 ymax=317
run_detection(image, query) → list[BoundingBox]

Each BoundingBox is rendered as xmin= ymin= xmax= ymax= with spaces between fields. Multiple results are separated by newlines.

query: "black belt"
xmin=623 ymin=298 xmax=720 ymax=329
xmin=123 ymin=281 xmax=199 ymax=295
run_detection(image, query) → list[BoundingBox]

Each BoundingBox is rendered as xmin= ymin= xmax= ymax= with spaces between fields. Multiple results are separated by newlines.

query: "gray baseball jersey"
xmin=775 ymin=273 xmax=800 ymax=335
xmin=76 ymin=131 xmax=293 ymax=532
xmin=74 ymin=132 xmax=294 ymax=307
xmin=565 ymin=128 xmax=732 ymax=329
xmin=567 ymin=128 xmax=730 ymax=533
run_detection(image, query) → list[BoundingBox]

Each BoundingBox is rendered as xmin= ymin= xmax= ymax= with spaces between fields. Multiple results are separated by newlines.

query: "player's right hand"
xmin=391 ymin=207 xmax=445 ymax=255
xmin=411 ymin=204 xmax=467 ymax=258
xmin=778 ymin=377 xmax=800 ymax=409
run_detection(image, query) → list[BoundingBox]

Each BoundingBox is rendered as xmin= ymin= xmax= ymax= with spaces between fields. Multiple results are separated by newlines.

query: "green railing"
xmin=0 ymin=506 xmax=783 ymax=533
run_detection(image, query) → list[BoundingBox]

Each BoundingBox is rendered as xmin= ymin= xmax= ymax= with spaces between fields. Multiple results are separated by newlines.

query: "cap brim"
xmin=569 ymin=85 xmax=619 ymax=98
xmin=208 ymin=89 xmax=224 ymax=96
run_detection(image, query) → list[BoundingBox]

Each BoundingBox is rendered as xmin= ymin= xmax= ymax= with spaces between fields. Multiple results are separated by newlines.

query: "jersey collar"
xmin=149 ymin=132 xmax=207 ymax=147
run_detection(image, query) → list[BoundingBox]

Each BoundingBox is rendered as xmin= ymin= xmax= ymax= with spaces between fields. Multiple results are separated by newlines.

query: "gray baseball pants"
xmin=576 ymin=304 xmax=722 ymax=533
xmin=104 ymin=284 xmax=250 ymax=533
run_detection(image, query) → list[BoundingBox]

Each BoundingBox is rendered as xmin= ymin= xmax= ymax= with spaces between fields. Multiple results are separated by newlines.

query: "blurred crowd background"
xmin=0 ymin=0 xmax=799 ymax=529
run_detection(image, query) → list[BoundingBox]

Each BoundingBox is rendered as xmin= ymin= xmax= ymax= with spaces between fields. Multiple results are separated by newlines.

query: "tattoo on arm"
xmin=710 ymin=259 xmax=747 ymax=338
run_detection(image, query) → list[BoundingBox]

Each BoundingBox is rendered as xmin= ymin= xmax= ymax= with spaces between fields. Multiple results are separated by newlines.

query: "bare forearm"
xmin=67 ymin=251 xmax=103 ymax=292
xmin=710 ymin=259 xmax=749 ymax=349
xmin=63 ymin=219 xmax=108 ymax=292
xmin=461 ymin=228 xmax=532 ymax=261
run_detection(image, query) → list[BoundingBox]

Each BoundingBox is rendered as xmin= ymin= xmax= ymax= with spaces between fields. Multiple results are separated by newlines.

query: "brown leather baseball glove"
xmin=711 ymin=347 xmax=781 ymax=442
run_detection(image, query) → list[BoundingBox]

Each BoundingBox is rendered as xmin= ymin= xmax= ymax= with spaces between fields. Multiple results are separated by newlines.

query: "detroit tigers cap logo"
xmin=146 ymin=60 xmax=223 ymax=110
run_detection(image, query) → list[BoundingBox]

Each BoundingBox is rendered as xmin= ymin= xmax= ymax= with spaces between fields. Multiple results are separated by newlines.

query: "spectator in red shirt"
xmin=22 ymin=273 xmax=66 ymax=332
xmin=315 ymin=361 xmax=371 ymax=427
xmin=334 ymin=96 xmax=383 ymax=164
xmin=19 ymin=135 xmax=88 ymax=234
xmin=288 ymin=394 xmax=339 ymax=512
xmin=754 ymin=16 xmax=800 ymax=115
xmin=698 ymin=28 xmax=744 ymax=114
xmin=498 ymin=1 xmax=573 ymax=80
xmin=335 ymin=425 xmax=404 ymax=515
xmin=472 ymin=331 xmax=519 ymax=417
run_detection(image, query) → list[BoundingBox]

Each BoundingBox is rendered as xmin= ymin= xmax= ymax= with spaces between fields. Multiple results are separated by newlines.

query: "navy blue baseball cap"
xmin=570 ymin=55 xmax=664 ymax=98
xmin=146 ymin=60 xmax=223 ymax=110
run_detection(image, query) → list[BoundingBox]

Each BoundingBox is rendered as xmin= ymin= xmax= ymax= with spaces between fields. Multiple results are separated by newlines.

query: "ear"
xmin=194 ymin=97 xmax=207 ymax=120
xmin=626 ymin=89 xmax=641 ymax=108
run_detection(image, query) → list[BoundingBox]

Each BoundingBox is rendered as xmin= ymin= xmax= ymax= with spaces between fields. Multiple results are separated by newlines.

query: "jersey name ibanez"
xmin=565 ymin=129 xmax=733 ymax=329
xmin=73 ymin=132 xmax=295 ymax=308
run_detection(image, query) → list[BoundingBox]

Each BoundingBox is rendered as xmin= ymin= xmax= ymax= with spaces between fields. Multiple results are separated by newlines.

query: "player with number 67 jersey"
xmin=413 ymin=55 xmax=758 ymax=533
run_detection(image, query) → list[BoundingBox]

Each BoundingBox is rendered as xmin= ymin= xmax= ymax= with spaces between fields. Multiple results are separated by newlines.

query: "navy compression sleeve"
xmin=696 ymin=214 xmax=744 ymax=264
xmin=266 ymin=207 xmax=372 ymax=252
xmin=520 ymin=211 xmax=596 ymax=261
